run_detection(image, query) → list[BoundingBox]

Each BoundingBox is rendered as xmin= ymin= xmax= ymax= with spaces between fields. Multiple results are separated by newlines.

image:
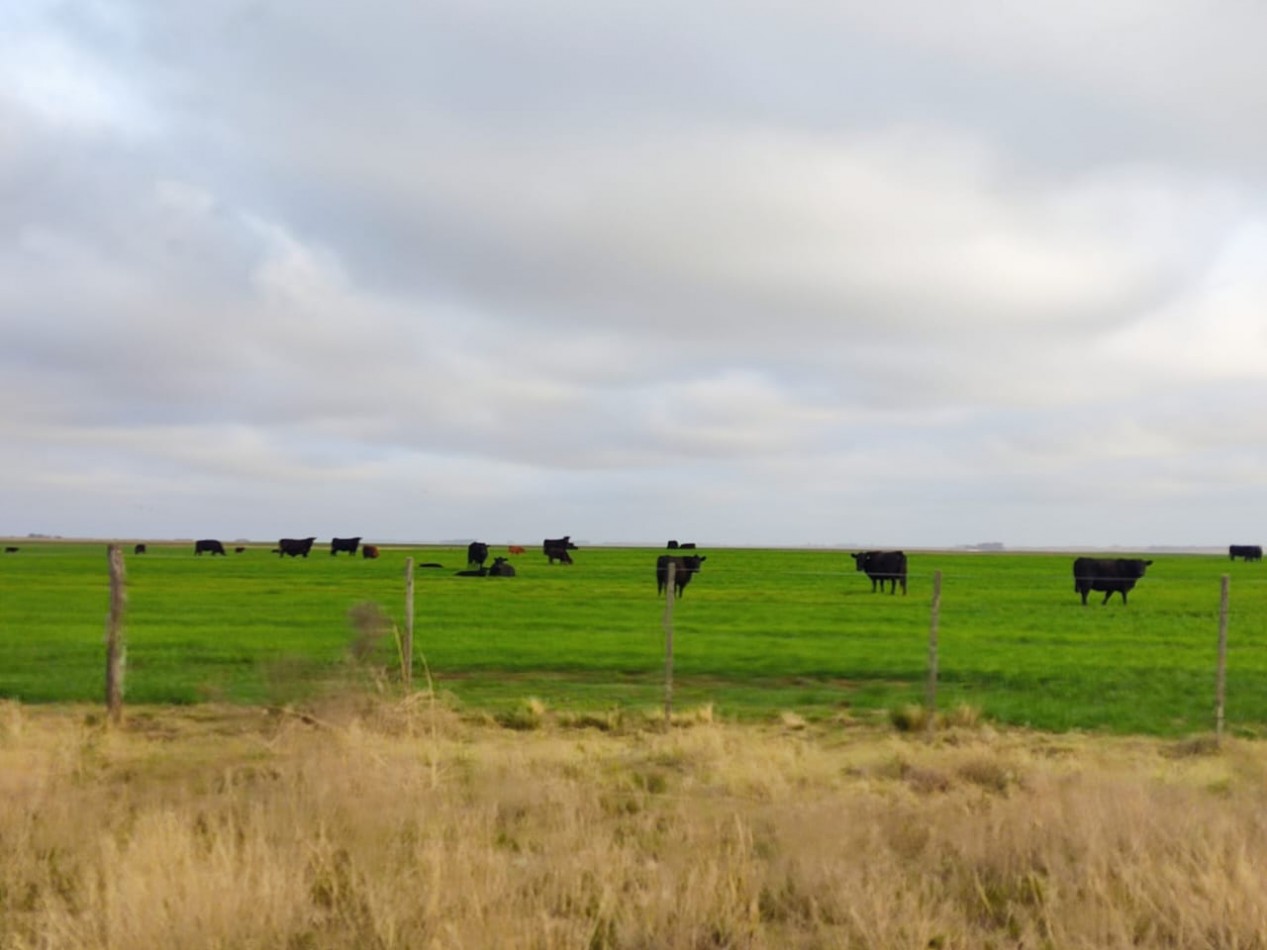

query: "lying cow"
xmin=467 ymin=541 xmax=490 ymax=569
xmin=1073 ymin=557 xmax=1152 ymax=605
xmin=362 ymin=544 xmax=380 ymax=559
xmin=656 ymin=554 xmax=707 ymax=598
xmin=277 ymin=537 xmax=317 ymax=558
xmin=543 ymin=536 xmax=578 ymax=565
xmin=508 ymin=545 xmax=526 ymax=555
xmin=1229 ymin=544 xmax=1262 ymax=562
xmin=331 ymin=536 xmax=361 ymax=556
xmin=194 ymin=539 xmax=226 ymax=556
xmin=488 ymin=556 xmax=516 ymax=577
xmin=851 ymin=551 xmax=907 ymax=594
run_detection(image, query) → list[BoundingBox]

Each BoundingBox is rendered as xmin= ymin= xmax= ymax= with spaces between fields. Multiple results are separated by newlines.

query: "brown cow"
xmin=508 ymin=545 xmax=526 ymax=555
xmin=362 ymin=544 xmax=380 ymax=559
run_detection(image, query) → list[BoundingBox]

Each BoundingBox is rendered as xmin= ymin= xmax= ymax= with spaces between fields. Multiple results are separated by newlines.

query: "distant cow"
xmin=467 ymin=541 xmax=490 ymax=569
xmin=276 ymin=537 xmax=316 ymax=558
xmin=234 ymin=546 xmax=246 ymax=554
xmin=1229 ymin=545 xmax=1262 ymax=562
xmin=543 ymin=536 xmax=578 ymax=565
xmin=331 ymin=536 xmax=361 ymax=556
xmin=1073 ymin=557 xmax=1152 ymax=605
xmin=667 ymin=540 xmax=679 ymax=549
xmin=657 ymin=555 xmax=707 ymax=598
xmin=851 ymin=551 xmax=907 ymax=594
xmin=133 ymin=543 xmax=147 ymax=555
xmin=194 ymin=539 xmax=226 ymax=556
xmin=679 ymin=542 xmax=696 ymax=549
xmin=362 ymin=544 xmax=380 ymax=559
xmin=4 ymin=546 xmax=18 ymax=554
xmin=488 ymin=556 xmax=516 ymax=577
xmin=508 ymin=545 xmax=526 ymax=555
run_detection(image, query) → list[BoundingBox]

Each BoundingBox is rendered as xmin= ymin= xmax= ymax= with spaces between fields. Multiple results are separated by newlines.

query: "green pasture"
xmin=1 ymin=541 xmax=1265 ymax=736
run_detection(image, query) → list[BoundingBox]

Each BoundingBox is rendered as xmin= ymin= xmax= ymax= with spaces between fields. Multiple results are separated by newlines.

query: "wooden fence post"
xmin=403 ymin=557 xmax=415 ymax=689
xmin=1215 ymin=574 xmax=1230 ymax=743
xmin=104 ymin=544 xmax=127 ymax=725
xmin=926 ymin=569 xmax=942 ymax=736
xmin=663 ymin=561 xmax=676 ymax=728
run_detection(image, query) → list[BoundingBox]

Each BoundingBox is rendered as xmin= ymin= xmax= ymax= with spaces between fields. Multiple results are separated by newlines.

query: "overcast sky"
xmin=4 ymin=1 xmax=1267 ymax=548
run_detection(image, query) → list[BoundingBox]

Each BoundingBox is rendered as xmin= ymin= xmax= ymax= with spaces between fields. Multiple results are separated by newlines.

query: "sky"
xmin=4 ymin=1 xmax=1267 ymax=549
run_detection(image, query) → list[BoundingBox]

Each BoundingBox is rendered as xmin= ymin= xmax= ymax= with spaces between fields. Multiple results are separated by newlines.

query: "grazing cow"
xmin=851 ymin=551 xmax=907 ymax=595
xmin=657 ymin=555 xmax=707 ymax=598
xmin=133 ymin=543 xmax=147 ymax=555
xmin=467 ymin=541 xmax=490 ymax=570
xmin=234 ymin=546 xmax=246 ymax=554
xmin=1229 ymin=545 xmax=1262 ymax=562
xmin=667 ymin=540 xmax=679 ymax=549
xmin=543 ymin=536 xmax=578 ymax=565
xmin=276 ymin=537 xmax=317 ymax=558
xmin=4 ymin=546 xmax=18 ymax=553
xmin=508 ymin=545 xmax=526 ymax=555
xmin=194 ymin=539 xmax=226 ymax=556
xmin=488 ymin=556 xmax=516 ymax=577
xmin=1073 ymin=557 xmax=1153 ymax=605
xmin=331 ymin=536 xmax=361 ymax=557
xmin=362 ymin=544 xmax=380 ymax=559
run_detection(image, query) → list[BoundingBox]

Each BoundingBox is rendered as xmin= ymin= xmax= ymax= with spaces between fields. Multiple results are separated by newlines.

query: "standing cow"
xmin=194 ymin=539 xmax=226 ymax=556
xmin=851 ymin=551 xmax=907 ymax=594
xmin=1073 ymin=557 xmax=1152 ymax=605
xmin=543 ymin=536 xmax=578 ymax=565
xmin=656 ymin=554 xmax=707 ymax=598
xmin=467 ymin=541 xmax=490 ymax=570
xmin=277 ymin=537 xmax=317 ymax=558
xmin=331 ymin=536 xmax=361 ymax=556
xmin=1229 ymin=545 xmax=1262 ymax=562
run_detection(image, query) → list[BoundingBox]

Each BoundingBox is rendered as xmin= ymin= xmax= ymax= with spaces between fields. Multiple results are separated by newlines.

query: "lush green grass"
xmin=2 ymin=542 xmax=1265 ymax=735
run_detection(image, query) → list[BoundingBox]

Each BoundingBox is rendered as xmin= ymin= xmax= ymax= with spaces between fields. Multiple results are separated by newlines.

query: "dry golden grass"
xmin=4 ymin=696 xmax=1267 ymax=949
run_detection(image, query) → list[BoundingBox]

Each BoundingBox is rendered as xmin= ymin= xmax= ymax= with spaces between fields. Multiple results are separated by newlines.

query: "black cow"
xmin=851 ymin=551 xmax=907 ymax=594
xmin=488 ymin=556 xmax=516 ymax=577
xmin=543 ymin=536 xmax=578 ymax=565
xmin=4 ymin=546 xmax=18 ymax=553
xmin=656 ymin=554 xmax=707 ymax=598
xmin=679 ymin=542 xmax=696 ymax=549
xmin=277 ymin=537 xmax=316 ymax=558
xmin=667 ymin=540 xmax=679 ymax=549
xmin=331 ymin=536 xmax=361 ymax=556
xmin=467 ymin=541 xmax=490 ymax=569
xmin=1229 ymin=545 xmax=1262 ymax=562
xmin=194 ymin=539 xmax=226 ymax=556
xmin=1073 ymin=557 xmax=1152 ymax=605
xmin=234 ymin=546 xmax=246 ymax=554
xmin=362 ymin=544 xmax=380 ymax=559
xmin=133 ymin=543 xmax=147 ymax=555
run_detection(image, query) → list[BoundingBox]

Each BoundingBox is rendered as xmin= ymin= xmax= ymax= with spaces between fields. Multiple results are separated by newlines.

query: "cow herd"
xmin=74 ymin=537 xmax=1265 ymax=605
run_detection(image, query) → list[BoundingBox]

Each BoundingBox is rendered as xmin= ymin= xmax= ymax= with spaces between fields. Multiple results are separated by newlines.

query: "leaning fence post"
xmin=403 ymin=557 xmax=415 ymax=689
xmin=1215 ymin=574 xmax=1230 ymax=743
xmin=104 ymin=544 xmax=127 ymax=726
xmin=926 ymin=569 xmax=942 ymax=736
xmin=663 ymin=561 xmax=677 ymax=728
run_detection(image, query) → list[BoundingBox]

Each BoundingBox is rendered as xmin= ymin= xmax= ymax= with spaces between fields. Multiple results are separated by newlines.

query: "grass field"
xmin=2 ymin=541 xmax=1266 ymax=735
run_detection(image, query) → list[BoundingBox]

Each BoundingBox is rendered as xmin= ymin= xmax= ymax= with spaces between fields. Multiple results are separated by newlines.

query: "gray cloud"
xmin=2 ymin=1 xmax=1266 ymax=547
